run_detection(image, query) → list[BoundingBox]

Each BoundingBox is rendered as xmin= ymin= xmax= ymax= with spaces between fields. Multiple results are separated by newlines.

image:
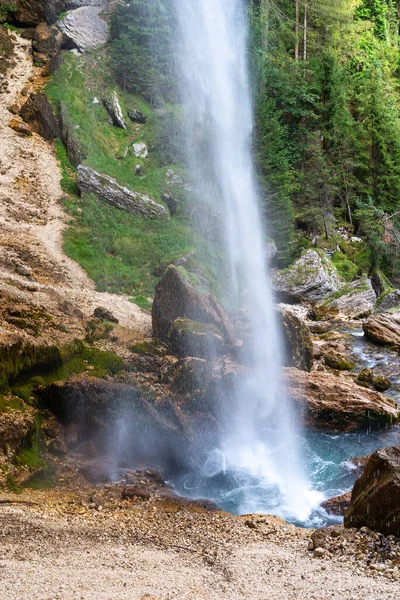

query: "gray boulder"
xmin=318 ymin=277 xmax=376 ymax=319
xmin=57 ymin=6 xmax=109 ymax=52
xmin=272 ymin=250 xmax=340 ymax=303
xmin=169 ymin=318 xmax=225 ymax=359
xmin=102 ymin=92 xmax=126 ymax=130
xmin=77 ymin=166 xmax=167 ymax=217
xmin=378 ymin=289 xmax=400 ymax=312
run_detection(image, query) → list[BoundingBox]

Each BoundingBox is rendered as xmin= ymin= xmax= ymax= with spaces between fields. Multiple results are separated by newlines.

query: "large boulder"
xmin=378 ymin=289 xmax=400 ymax=312
xmin=363 ymin=311 xmax=400 ymax=349
xmin=344 ymin=445 xmax=400 ymax=537
xmin=277 ymin=306 xmax=313 ymax=372
xmin=168 ymin=318 xmax=225 ymax=359
xmin=152 ymin=266 xmax=233 ymax=344
xmin=77 ymin=166 xmax=167 ymax=217
xmin=272 ymin=250 xmax=340 ymax=303
xmin=318 ymin=278 xmax=376 ymax=320
xmin=57 ymin=6 xmax=109 ymax=52
xmin=283 ymin=368 xmax=399 ymax=432
xmin=19 ymin=92 xmax=59 ymax=139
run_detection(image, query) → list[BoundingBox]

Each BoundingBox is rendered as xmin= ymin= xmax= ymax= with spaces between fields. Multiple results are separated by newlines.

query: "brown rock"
xmin=19 ymin=92 xmax=59 ymax=140
xmin=283 ymin=367 xmax=399 ymax=432
xmin=345 ymin=445 xmax=400 ymax=537
xmin=9 ymin=118 xmax=32 ymax=136
xmin=363 ymin=311 xmax=400 ymax=348
xmin=152 ymin=265 xmax=233 ymax=345
xmin=321 ymin=492 xmax=351 ymax=516
xmin=169 ymin=318 xmax=225 ymax=359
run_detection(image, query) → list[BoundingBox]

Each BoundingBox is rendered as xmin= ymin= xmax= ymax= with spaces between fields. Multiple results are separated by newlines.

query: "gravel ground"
xmin=0 ymin=496 xmax=399 ymax=600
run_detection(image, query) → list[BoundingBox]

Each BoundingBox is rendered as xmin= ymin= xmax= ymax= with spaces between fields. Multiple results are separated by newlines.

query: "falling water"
xmin=172 ymin=0 xmax=319 ymax=521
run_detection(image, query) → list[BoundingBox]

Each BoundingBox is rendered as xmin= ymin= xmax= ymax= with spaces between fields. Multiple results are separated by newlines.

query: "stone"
xmin=324 ymin=351 xmax=355 ymax=371
xmin=127 ymin=108 xmax=147 ymax=124
xmin=8 ymin=119 xmax=32 ymax=136
xmin=363 ymin=311 xmax=400 ymax=348
xmin=161 ymin=192 xmax=178 ymax=216
xmin=93 ymin=306 xmax=119 ymax=324
xmin=283 ymin=367 xmax=399 ymax=432
xmin=277 ymin=306 xmax=313 ymax=372
xmin=357 ymin=368 xmax=374 ymax=384
xmin=102 ymin=92 xmax=126 ymax=129
xmin=57 ymin=6 xmax=110 ymax=52
xmin=59 ymin=101 xmax=87 ymax=167
xmin=134 ymin=164 xmax=144 ymax=177
xmin=378 ymin=290 xmax=400 ymax=312
xmin=308 ymin=321 xmax=331 ymax=334
xmin=19 ymin=92 xmax=59 ymax=140
xmin=133 ymin=142 xmax=148 ymax=158
xmin=152 ymin=265 xmax=233 ymax=344
xmin=313 ymin=547 xmax=326 ymax=558
xmin=344 ymin=445 xmax=400 ymax=537
xmin=32 ymin=22 xmax=59 ymax=57
xmin=321 ymin=492 xmax=352 ymax=516
xmin=272 ymin=250 xmax=340 ymax=303
xmin=319 ymin=278 xmax=377 ymax=320
xmin=168 ymin=318 xmax=225 ymax=359
xmin=373 ymin=375 xmax=392 ymax=392
xmin=77 ymin=166 xmax=167 ymax=218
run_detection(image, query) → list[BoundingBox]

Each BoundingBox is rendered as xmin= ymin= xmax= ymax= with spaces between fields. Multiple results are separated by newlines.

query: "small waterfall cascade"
xmin=173 ymin=0 xmax=319 ymax=520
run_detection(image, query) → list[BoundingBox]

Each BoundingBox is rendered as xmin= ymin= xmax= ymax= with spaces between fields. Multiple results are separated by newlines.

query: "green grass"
xmin=130 ymin=296 xmax=153 ymax=311
xmin=47 ymin=50 xmax=224 ymax=298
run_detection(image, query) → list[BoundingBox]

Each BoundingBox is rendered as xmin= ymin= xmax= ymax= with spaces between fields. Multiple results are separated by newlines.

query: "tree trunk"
xmin=295 ymin=0 xmax=299 ymax=61
xmin=303 ymin=1 xmax=308 ymax=61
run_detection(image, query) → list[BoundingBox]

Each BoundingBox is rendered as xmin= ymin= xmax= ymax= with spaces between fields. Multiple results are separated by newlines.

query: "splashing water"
xmin=172 ymin=0 xmax=320 ymax=521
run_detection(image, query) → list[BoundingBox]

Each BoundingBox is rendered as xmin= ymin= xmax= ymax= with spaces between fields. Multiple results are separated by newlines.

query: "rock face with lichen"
xmin=77 ymin=165 xmax=167 ymax=217
xmin=272 ymin=250 xmax=340 ymax=303
xmin=345 ymin=445 xmax=400 ymax=537
xmin=57 ymin=5 xmax=110 ymax=52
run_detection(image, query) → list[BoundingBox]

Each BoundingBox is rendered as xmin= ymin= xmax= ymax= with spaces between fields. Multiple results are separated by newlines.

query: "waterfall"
xmin=171 ymin=0 xmax=319 ymax=521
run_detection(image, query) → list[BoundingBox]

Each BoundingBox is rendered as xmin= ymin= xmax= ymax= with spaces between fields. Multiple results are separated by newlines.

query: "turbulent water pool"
xmin=171 ymin=323 xmax=400 ymax=528
xmin=171 ymin=426 xmax=400 ymax=528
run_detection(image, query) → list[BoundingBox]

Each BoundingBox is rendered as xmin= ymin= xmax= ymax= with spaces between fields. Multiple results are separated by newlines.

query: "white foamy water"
xmin=173 ymin=0 xmax=320 ymax=520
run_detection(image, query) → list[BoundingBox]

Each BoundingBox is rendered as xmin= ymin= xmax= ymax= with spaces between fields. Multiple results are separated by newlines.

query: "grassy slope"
xmin=46 ymin=50 xmax=222 ymax=298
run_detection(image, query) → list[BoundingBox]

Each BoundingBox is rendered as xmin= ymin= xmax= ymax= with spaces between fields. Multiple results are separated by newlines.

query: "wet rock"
xmin=59 ymin=101 xmax=87 ymax=167
xmin=345 ymin=445 xmax=400 ymax=537
xmin=357 ymin=368 xmax=374 ymax=384
xmin=169 ymin=318 xmax=225 ymax=359
xmin=102 ymin=92 xmax=126 ymax=129
xmin=272 ymin=250 xmax=340 ymax=303
xmin=319 ymin=278 xmax=376 ymax=320
xmin=323 ymin=351 xmax=355 ymax=371
xmin=57 ymin=6 xmax=110 ymax=52
xmin=283 ymin=367 xmax=399 ymax=432
xmin=8 ymin=118 xmax=32 ymax=136
xmin=19 ymin=92 xmax=59 ymax=140
xmin=321 ymin=492 xmax=351 ymax=516
xmin=0 ymin=405 xmax=36 ymax=462
xmin=152 ymin=265 xmax=233 ymax=344
xmin=32 ymin=22 xmax=59 ymax=57
xmin=363 ymin=311 xmax=400 ymax=349
xmin=266 ymin=241 xmax=278 ymax=263
xmin=122 ymin=486 xmax=151 ymax=501
xmin=77 ymin=166 xmax=167 ymax=217
xmin=127 ymin=108 xmax=147 ymax=124
xmin=277 ymin=307 xmax=313 ymax=372
xmin=373 ymin=375 xmax=392 ymax=392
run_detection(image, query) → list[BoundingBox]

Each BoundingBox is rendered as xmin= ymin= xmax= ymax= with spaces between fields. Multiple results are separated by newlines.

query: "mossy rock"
xmin=324 ymin=352 xmax=355 ymax=371
xmin=373 ymin=376 xmax=391 ymax=392
xmin=169 ymin=318 xmax=225 ymax=359
xmin=357 ymin=368 xmax=374 ymax=384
